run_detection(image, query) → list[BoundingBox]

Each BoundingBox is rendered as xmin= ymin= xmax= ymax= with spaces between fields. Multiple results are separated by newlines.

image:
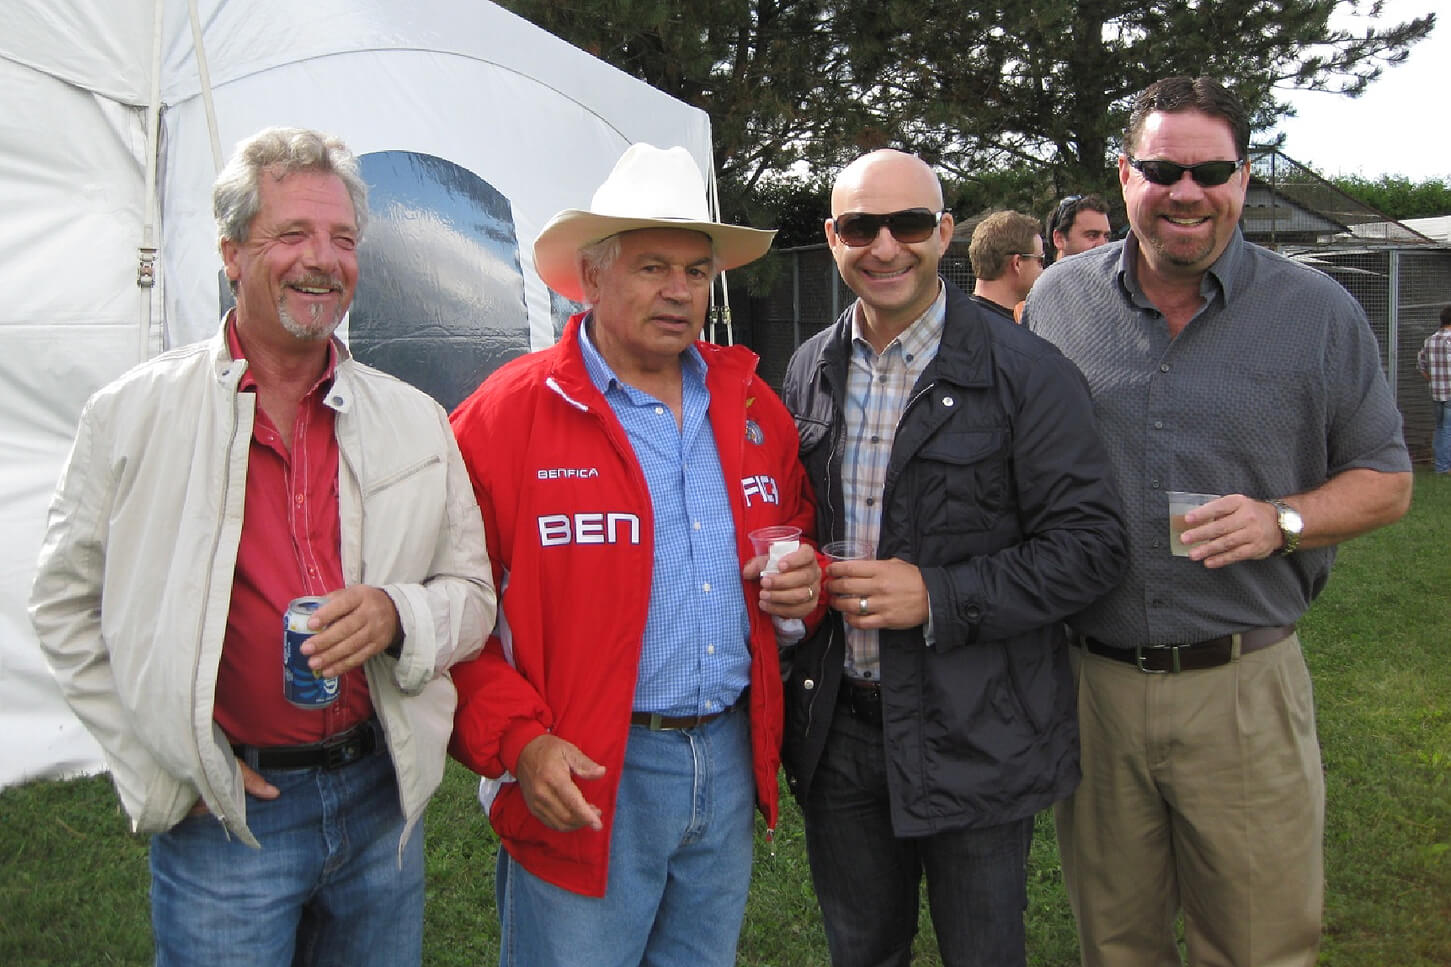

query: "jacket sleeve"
xmin=446 ymin=391 xmax=553 ymax=779
xmin=448 ymin=637 xmax=553 ymax=779
xmin=758 ymin=376 xmax=818 ymax=541
xmin=920 ymin=350 xmax=1128 ymax=648
xmin=28 ymin=398 xmax=181 ymax=820
xmin=382 ymin=403 xmax=497 ymax=694
xmin=756 ymin=377 xmax=827 ymax=630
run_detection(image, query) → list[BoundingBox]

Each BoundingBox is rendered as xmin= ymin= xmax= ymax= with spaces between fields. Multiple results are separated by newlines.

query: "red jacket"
xmin=448 ymin=314 xmax=817 ymax=897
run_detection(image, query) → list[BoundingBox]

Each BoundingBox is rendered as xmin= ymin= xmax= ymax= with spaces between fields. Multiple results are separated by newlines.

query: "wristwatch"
xmin=1268 ymin=499 xmax=1303 ymax=555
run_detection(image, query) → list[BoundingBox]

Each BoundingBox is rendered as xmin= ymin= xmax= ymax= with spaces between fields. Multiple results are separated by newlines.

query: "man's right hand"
xmin=188 ymin=759 xmax=281 ymax=816
xmin=514 ymin=734 xmax=606 ymax=832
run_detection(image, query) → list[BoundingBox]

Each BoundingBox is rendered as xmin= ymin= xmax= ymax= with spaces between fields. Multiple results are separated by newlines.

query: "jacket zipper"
xmin=189 ymin=373 xmax=245 ymax=833
xmin=881 ymin=379 xmax=937 ymax=511
xmin=805 ymin=359 xmax=846 ymax=741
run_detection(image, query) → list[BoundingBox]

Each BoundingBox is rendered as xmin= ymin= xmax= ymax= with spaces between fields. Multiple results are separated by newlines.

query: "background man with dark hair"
xmin=1027 ymin=76 xmax=1412 ymax=966
xmin=1045 ymin=194 xmax=1112 ymax=262
xmin=967 ymin=209 xmax=1045 ymax=321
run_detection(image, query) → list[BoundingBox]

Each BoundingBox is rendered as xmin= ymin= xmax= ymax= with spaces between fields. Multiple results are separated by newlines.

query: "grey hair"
xmin=574 ymin=231 xmax=721 ymax=307
xmin=212 ymin=127 xmax=369 ymax=246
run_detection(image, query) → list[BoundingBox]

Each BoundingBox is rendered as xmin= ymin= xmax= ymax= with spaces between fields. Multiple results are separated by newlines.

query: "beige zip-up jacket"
xmin=29 ymin=326 xmax=496 ymax=848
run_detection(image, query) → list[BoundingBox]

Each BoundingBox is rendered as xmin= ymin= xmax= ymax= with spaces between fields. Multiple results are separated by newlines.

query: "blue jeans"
xmin=1434 ymin=399 xmax=1450 ymax=472
xmin=496 ymin=702 xmax=754 ymax=967
xmin=802 ymin=708 xmax=1033 ymax=967
xmin=150 ymin=748 xmax=424 ymax=967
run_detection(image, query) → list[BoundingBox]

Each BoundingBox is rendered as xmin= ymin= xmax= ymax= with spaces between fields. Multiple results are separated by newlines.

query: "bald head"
xmin=826 ymin=149 xmax=953 ymax=341
xmin=831 ymin=149 xmax=944 ymax=216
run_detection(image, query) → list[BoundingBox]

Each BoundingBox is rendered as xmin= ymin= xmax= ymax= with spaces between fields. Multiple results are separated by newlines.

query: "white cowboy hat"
xmin=533 ymin=143 xmax=776 ymax=302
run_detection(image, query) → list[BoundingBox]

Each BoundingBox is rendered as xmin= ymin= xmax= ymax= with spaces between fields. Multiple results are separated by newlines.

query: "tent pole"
xmin=136 ymin=0 xmax=166 ymax=363
xmin=188 ymin=0 xmax=224 ymax=171
xmin=706 ymin=156 xmax=733 ymax=346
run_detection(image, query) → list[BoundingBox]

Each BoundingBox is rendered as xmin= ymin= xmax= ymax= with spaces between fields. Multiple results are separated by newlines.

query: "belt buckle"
xmin=1135 ymin=644 xmax=1181 ymax=674
xmin=321 ymin=725 xmax=363 ymax=769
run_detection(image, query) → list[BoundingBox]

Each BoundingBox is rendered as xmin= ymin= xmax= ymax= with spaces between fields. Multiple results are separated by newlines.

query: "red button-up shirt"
xmin=213 ymin=316 xmax=372 ymax=746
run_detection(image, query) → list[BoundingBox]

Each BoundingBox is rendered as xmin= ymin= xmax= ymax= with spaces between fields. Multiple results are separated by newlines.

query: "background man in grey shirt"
xmin=1026 ymin=76 xmax=1412 ymax=967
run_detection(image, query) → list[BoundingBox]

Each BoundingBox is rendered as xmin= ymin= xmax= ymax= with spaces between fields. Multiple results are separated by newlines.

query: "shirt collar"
xmin=850 ymin=280 xmax=948 ymax=361
xmin=1117 ymin=228 xmax=1245 ymax=309
xmin=577 ymin=311 xmax=706 ymax=398
xmin=224 ymin=308 xmax=339 ymax=395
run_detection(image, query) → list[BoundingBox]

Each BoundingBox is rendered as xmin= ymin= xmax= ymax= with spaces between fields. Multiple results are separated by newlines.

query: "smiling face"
xmin=1120 ymin=109 xmax=1248 ymax=283
xmin=582 ymin=227 xmax=715 ymax=377
xmin=221 ymin=169 xmax=359 ymax=346
xmin=827 ymin=150 xmax=953 ymax=337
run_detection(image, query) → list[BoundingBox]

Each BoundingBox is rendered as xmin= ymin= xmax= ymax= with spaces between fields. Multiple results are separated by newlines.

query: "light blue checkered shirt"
xmin=842 ymin=283 xmax=947 ymax=680
xmin=579 ymin=319 xmax=750 ymax=716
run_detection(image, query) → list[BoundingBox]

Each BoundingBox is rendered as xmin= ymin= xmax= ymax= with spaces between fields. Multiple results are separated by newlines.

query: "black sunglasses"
xmin=1049 ymin=194 xmax=1084 ymax=234
xmin=831 ymin=208 xmax=946 ymax=247
xmin=1129 ymin=158 xmax=1245 ymax=187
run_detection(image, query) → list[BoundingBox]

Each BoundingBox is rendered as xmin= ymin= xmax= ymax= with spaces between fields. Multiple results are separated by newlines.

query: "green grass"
xmin=3 ymin=473 xmax=1448 ymax=966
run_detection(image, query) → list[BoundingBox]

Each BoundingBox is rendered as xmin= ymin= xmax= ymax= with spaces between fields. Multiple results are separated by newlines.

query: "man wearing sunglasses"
xmin=779 ymin=148 xmax=1127 ymax=967
xmin=1026 ymin=76 xmax=1412 ymax=966
xmin=967 ymin=210 xmax=1046 ymax=322
xmin=1045 ymin=194 xmax=1112 ymax=263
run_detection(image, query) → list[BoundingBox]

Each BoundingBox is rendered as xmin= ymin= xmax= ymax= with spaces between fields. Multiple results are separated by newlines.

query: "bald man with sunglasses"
xmin=779 ymin=148 xmax=1127 ymax=967
xmin=1026 ymin=77 xmax=1411 ymax=967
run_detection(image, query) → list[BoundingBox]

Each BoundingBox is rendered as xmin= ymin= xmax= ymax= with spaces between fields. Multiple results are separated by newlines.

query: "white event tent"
xmin=0 ymin=0 xmax=715 ymax=788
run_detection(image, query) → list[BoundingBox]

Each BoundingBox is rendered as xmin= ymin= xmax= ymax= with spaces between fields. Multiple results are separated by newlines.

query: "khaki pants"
xmin=1055 ymin=633 xmax=1324 ymax=967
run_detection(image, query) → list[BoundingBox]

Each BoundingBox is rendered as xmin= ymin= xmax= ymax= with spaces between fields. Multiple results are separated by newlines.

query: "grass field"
xmin=2 ymin=474 xmax=1447 ymax=966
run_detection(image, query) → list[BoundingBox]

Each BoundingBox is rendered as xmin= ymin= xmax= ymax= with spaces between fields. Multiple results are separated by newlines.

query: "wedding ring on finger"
xmin=858 ymin=597 xmax=869 ymax=616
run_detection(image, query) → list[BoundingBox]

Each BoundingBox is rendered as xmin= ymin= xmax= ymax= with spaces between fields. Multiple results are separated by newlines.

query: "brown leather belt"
xmin=230 ymin=717 xmax=382 ymax=771
xmin=631 ymin=692 xmax=746 ymax=731
xmin=1082 ymin=625 xmax=1295 ymax=674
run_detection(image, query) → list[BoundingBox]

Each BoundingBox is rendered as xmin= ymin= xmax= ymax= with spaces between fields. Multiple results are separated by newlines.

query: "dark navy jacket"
xmin=780 ymin=280 xmax=1126 ymax=834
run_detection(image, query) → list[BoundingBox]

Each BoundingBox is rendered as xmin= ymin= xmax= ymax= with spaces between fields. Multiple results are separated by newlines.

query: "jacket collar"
xmin=817 ymin=279 xmax=996 ymax=393
xmin=207 ymin=310 xmax=356 ymax=413
xmin=544 ymin=311 xmax=759 ymax=411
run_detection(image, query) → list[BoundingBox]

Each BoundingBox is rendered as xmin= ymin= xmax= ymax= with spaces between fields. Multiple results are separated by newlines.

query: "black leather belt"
xmin=837 ymin=678 xmax=882 ymax=725
xmin=231 ymin=718 xmax=382 ymax=771
xmin=1082 ymin=625 xmax=1295 ymax=674
xmin=631 ymin=691 xmax=746 ymax=731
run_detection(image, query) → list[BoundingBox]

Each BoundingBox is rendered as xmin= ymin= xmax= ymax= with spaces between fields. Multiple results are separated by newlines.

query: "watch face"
xmin=1281 ymin=507 xmax=1304 ymax=533
xmin=1273 ymin=501 xmax=1303 ymax=554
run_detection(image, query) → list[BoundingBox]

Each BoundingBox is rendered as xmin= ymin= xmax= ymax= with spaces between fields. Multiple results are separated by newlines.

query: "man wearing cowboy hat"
xmin=448 ymin=143 xmax=822 ymax=967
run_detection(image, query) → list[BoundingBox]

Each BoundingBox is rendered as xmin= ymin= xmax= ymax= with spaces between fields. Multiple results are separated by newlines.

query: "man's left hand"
xmin=745 ymin=545 xmax=822 ymax=619
xmin=1182 ymin=495 xmax=1282 ymax=567
xmin=303 ymin=585 xmax=402 ymax=678
xmin=827 ymin=558 xmax=929 ymax=630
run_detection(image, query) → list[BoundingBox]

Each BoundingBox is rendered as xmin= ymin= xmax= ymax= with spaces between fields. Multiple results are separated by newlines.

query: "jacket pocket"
xmin=363 ymin=453 xmax=443 ymax=498
xmin=795 ymin=416 xmax=831 ymax=459
xmin=911 ymin=427 xmax=1009 ymax=535
xmin=1001 ymin=641 xmax=1056 ymax=736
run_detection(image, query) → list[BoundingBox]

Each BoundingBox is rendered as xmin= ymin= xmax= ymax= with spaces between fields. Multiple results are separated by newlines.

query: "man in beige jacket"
xmin=29 ymin=126 xmax=495 ymax=967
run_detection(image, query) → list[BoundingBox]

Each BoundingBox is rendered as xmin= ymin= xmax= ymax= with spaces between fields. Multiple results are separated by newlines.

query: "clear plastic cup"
xmin=748 ymin=525 xmax=802 ymax=574
xmin=821 ymin=539 xmax=874 ymax=561
xmin=1167 ymin=491 xmax=1219 ymax=556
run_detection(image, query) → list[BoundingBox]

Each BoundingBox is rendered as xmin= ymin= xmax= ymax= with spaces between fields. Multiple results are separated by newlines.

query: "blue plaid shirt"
xmin=842 ymin=283 xmax=947 ymax=679
xmin=579 ymin=320 xmax=750 ymax=717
